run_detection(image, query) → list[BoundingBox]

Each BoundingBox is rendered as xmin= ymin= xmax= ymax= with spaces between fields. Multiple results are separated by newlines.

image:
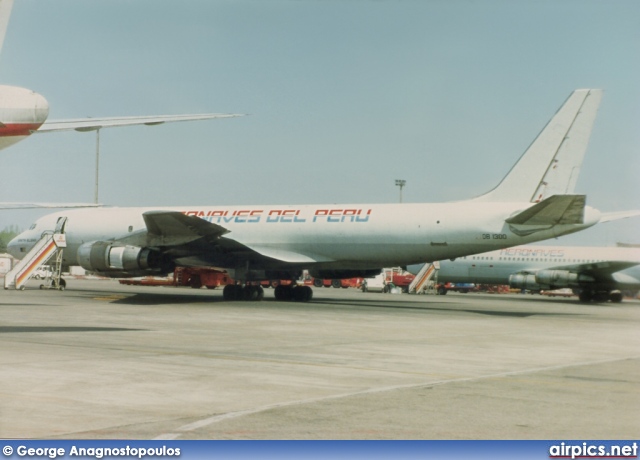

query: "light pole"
xmin=395 ymin=179 xmax=406 ymax=203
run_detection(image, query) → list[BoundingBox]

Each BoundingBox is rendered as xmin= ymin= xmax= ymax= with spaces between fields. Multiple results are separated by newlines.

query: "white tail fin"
xmin=474 ymin=89 xmax=603 ymax=203
xmin=0 ymin=0 xmax=13 ymax=57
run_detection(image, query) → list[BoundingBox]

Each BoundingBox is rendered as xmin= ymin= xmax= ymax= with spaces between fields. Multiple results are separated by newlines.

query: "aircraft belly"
xmin=464 ymin=265 xmax=511 ymax=284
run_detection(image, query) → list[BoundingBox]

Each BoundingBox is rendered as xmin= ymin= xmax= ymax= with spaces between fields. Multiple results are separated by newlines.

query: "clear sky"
xmin=0 ymin=0 xmax=638 ymax=246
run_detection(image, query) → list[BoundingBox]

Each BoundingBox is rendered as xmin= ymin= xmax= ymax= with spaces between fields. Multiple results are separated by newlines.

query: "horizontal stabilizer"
xmin=506 ymin=195 xmax=585 ymax=225
xmin=599 ymin=210 xmax=640 ymax=223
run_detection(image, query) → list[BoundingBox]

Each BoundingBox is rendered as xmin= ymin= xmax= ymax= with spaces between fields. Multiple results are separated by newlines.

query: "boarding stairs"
xmin=408 ymin=261 xmax=439 ymax=294
xmin=4 ymin=217 xmax=67 ymax=291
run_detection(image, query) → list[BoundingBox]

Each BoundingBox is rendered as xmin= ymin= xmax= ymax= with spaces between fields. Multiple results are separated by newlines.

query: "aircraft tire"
xmin=294 ymin=285 xmax=312 ymax=302
xmin=223 ymin=284 xmax=240 ymax=301
xmin=274 ymin=284 xmax=292 ymax=301
xmin=579 ymin=290 xmax=593 ymax=303
xmin=609 ymin=291 xmax=623 ymax=303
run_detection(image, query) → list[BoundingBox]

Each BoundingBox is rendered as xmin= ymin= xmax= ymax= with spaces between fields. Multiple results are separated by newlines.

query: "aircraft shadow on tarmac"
xmin=312 ymin=298 xmax=580 ymax=318
xmin=107 ymin=292 xmax=222 ymax=306
xmin=102 ymin=290 xmax=583 ymax=318
xmin=0 ymin=326 xmax=146 ymax=333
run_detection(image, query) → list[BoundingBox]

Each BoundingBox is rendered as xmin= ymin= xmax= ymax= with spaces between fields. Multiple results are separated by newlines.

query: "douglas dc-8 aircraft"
xmin=8 ymin=89 xmax=630 ymax=302
xmin=420 ymin=245 xmax=640 ymax=303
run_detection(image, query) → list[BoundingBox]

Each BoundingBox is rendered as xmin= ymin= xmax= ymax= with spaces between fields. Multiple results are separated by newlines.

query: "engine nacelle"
xmin=534 ymin=269 xmax=578 ymax=287
xmin=308 ymin=269 xmax=381 ymax=279
xmin=509 ymin=273 xmax=541 ymax=290
xmin=510 ymin=269 xmax=581 ymax=290
xmin=77 ymin=241 xmax=171 ymax=277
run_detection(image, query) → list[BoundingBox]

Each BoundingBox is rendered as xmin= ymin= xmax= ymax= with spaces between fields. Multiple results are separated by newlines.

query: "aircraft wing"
xmin=117 ymin=211 xmax=332 ymax=264
xmin=35 ymin=113 xmax=244 ymax=133
xmin=0 ymin=202 xmax=101 ymax=210
xmin=118 ymin=211 xmax=230 ymax=247
xmin=522 ymin=260 xmax=640 ymax=278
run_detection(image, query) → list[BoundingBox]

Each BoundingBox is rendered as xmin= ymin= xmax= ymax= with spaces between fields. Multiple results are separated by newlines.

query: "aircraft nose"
xmin=6 ymin=235 xmax=21 ymax=259
xmin=6 ymin=232 xmax=33 ymax=259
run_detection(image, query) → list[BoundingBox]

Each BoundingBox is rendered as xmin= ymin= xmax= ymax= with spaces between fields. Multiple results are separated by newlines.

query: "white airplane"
xmin=420 ymin=245 xmax=640 ymax=303
xmin=8 ymin=89 xmax=625 ymax=302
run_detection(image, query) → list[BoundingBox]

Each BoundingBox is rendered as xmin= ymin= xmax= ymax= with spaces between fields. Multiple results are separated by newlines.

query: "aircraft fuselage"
xmin=9 ymin=202 xmax=602 ymax=272
xmin=0 ymin=85 xmax=49 ymax=149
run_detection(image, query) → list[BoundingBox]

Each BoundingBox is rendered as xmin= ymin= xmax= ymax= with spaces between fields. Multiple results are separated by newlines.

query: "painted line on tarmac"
xmin=153 ymin=355 xmax=638 ymax=440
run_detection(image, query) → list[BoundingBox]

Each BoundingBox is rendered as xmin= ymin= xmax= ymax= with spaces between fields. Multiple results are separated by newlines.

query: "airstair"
xmin=408 ymin=261 xmax=439 ymax=294
xmin=4 ymin=217 xmax=67 ymax=290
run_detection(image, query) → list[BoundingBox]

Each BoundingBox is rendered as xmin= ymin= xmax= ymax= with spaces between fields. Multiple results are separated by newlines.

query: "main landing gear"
xmin=274 ymin=284 xmax=313 ymax=302
xmin=578 ymin=289 xmax=623 ymax=303
xmin=222 ymin=283 xmax=313 ymax=302
xmin=223 ymin=284 xmax=265 ymax=301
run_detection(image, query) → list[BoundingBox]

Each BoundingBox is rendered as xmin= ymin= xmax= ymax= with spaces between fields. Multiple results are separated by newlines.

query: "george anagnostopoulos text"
xmin=12 ymin=445 xmax=180 ymax=459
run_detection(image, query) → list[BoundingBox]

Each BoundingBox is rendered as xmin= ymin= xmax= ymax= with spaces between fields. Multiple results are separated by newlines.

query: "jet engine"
xmin=77 ymin=241 xmax=172 ymax=277
xmin=308 ymin=269 xmax=381 ymax=279
xmin=508 ymin=273 xmax=541 ymax=290
xmin=509 ymin=269 xmax=583 ymax=290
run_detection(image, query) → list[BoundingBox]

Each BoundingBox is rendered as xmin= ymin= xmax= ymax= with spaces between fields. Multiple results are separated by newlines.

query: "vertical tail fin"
xmin=0 ymin=0 xmax=13 ymax=57
xmin=474 ymin=89 xmax=603 ymax=203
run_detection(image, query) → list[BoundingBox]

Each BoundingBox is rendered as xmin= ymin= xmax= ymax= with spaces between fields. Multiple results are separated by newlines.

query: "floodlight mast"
xmin=395 ymin=179 xmax=406 ymax=203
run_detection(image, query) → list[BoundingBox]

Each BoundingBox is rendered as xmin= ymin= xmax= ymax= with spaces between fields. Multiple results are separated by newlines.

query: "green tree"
xmin=0 ymin=225 xmax=21 ymax=253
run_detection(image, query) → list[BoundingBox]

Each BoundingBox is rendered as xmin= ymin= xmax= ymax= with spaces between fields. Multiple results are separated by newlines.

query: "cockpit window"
xmin=29 ymin=223 xmax=37 ymax=230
